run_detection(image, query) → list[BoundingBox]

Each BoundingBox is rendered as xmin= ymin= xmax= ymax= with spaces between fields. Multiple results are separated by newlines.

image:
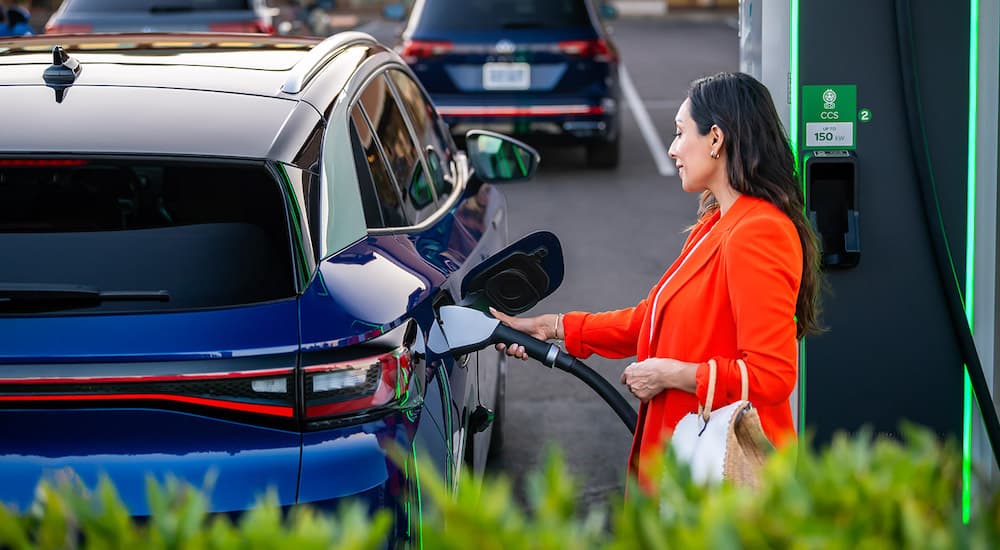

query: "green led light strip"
xmin=962 ymin=0 xmax=979 ymax=525
xmin=412 ymin=443 xmax=424 ymax=550
xmin=790 ymin=0 xmax=804 ymax=434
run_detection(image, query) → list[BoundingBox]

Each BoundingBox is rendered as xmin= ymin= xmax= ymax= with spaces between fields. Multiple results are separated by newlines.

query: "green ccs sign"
xmin=802 ymin=85 xmax=857 ymax=149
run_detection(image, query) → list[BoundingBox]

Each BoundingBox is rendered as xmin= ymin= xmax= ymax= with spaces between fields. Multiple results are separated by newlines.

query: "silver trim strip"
xmin=282 ymin=31 xmax=378 ymax=94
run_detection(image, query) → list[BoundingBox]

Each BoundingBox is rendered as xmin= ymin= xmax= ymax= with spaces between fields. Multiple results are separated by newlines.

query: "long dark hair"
xmin=687 ymin=72 xmax=823 ymax=338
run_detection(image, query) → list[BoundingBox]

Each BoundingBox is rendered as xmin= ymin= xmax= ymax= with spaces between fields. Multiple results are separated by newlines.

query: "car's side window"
xmin=387 ymin=69 xmax=456 ymax=201
xmin=355 ymin=74 xmax=439 ymax=225
xmin=350 ymin=103 xmax=407 ymax=228
xmin=293 ymin=122 xmax=324 ymax=261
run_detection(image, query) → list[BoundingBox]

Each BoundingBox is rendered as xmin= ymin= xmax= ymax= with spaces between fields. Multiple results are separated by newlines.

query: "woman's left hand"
xmin=620 ymin=358 xmax=698 ymax=402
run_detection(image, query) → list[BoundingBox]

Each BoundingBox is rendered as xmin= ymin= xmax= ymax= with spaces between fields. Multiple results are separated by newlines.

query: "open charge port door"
xmin=806 ymin=150 xmax=860 ymax=269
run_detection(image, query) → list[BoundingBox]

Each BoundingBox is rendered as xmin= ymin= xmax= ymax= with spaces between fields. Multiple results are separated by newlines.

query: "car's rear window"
xmin=62 ymin=0 xmax=252 ymax=13
xmin=0 ymin=159 xmax=295 ymax=314
xmin=415 ymin=0 xmax=591 ymax=32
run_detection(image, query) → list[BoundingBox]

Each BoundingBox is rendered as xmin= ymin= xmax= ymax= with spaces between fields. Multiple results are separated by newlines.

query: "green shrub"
xmin=1 ymin=425 xmax=997 ymax=549
xmin=414 ymin=447 xmax=607 ymax=550
xmin=611 ymin=426 xmax=994 ymax=550
xmin=416 ymin=426 xmax=999 ymax=549
xmin=0 ymin=474 xmax=391 ymax=550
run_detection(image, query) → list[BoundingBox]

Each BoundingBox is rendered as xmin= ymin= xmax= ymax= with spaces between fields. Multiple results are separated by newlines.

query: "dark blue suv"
xmin=393 ymin=0 xmax=622 ymax=168
xmin=0 ymin=31 xmax=542 ymax=544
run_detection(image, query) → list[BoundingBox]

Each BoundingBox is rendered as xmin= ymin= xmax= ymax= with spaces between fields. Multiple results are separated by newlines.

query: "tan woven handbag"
xmin=669 ymin=359 xmax=773 ymax=488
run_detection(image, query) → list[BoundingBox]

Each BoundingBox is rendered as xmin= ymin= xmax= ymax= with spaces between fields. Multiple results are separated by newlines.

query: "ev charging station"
xmin=739 ymin=0 xmax=1000 ymax=510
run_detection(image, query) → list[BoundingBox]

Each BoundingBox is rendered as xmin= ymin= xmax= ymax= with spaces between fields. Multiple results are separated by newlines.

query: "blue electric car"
xmin=0 ymin=31 xmax=542 ymax=543
xmin=391 ymin=0 xmax=622 ymax=168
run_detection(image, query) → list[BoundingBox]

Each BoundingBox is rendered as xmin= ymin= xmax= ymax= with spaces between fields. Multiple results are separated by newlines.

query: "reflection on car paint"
xmin=318 ymin=250 xmax=428 ymax=322
xmin=0 ymin=408 xmax=301 ymax=514
xmin=0 ymin=301 xmax=300 ymax=362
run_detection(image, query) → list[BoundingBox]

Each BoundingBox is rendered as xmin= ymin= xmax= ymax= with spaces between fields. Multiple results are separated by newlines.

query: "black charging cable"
xmin=894 ymin=0 xmax=1000 ymax=466
xmin=491 ymin=323 xmax=638 ymax=433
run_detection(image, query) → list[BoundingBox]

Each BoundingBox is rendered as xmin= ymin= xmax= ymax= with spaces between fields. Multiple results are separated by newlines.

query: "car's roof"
xmin=0 ymin=33 xmax=377 ymax=159
xmin=0 ymin=34 xmax=322 ymax=94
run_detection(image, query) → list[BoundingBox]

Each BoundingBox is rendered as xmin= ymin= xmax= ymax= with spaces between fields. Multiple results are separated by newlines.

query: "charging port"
xmin=805 ymin=150 xmax=860 ymax=269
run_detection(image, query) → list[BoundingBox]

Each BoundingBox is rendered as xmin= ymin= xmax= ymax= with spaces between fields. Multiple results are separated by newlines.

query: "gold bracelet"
xmin=554 ymin=313 xmax=564 ymax=340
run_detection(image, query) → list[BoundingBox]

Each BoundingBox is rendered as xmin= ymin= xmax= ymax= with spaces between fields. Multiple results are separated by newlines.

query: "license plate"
xmin=482 ymin=62 xmax=530 ymax=90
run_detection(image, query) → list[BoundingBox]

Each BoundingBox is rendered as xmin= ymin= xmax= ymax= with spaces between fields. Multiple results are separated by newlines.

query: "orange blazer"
xmin=563 ymin=195 xmax=801 ymax=479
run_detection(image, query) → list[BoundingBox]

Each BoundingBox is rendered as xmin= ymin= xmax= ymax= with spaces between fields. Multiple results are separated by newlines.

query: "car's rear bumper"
xmin=0 ymin=408 xmax=421 ymax=523
xmin=434 ymin=95 xmax=620 ymax=143
xmin=0 ymin=408 xmax=302 ymax=515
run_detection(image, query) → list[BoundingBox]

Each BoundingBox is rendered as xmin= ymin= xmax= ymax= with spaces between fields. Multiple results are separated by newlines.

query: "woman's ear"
xmin=710 ymin=124 xmax=725 ymax=148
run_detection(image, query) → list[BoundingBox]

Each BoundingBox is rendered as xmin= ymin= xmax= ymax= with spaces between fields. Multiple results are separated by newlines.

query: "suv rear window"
xmin=0 ymin=159 xmax=295 ymax=314
xmin=415 ymin=0 xmax=591 ymax=32
xmin=61 ymin=0 xmax=252 ymax=13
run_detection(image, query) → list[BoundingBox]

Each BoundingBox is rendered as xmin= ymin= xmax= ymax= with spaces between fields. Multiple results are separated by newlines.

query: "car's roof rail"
xmin=282 ymin=31 xmax=379 ymax=95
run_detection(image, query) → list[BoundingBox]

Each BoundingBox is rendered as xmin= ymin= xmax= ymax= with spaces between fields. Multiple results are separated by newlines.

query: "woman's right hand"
xmin=489 ymin=307 xmax=561 ymax=360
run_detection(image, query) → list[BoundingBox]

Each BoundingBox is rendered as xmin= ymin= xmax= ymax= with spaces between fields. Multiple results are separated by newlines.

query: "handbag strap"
xmin=698 ymin=358 xmax=751 ymax=421
xmin=698 ymin=359 xmax=717 ymax=421
xmin=737 ymin=359 xmax=749 ymax=402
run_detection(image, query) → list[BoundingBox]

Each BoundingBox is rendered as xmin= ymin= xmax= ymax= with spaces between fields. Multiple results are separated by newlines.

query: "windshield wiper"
xmin=0 ymin=283 xmax=170 ymax=312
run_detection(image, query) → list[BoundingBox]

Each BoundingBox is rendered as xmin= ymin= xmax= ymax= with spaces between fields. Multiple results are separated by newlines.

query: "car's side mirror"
xmin=383 ymin=3 xmax=406 ymax=21
xmin=460 ymin=231 xmax=564 ymax=315
xmin=465 ymin=130 xmax=541 ymax=183
xmin=600 ymin=3 xmax=619 ymax=19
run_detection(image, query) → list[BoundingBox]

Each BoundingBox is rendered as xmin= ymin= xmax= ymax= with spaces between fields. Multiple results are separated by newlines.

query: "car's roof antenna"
xmin=43 ymin=46 xmax=82 ymax=104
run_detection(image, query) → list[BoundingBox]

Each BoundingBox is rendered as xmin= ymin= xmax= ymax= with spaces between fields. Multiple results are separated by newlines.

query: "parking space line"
xmin=619 ymin=64 xmax=676 ymax=177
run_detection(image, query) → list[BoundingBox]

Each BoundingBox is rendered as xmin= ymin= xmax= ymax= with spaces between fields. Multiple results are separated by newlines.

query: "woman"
xmin=493 ymin=71 xmax=823 ymax=483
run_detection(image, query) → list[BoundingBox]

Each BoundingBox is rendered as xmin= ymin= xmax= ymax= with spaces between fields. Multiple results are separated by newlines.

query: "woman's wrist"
xmin=667 ymin=361 xmax=698 ymax=393
xmin=550 ymin=313 xmax=564 ymax=340
xmin=651 ymin=358 xmax=695 ymax=392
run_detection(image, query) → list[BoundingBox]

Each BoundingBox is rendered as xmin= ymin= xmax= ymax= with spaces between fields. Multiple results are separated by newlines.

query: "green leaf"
xmin=0 ymin=503 xmax=31 ymax=550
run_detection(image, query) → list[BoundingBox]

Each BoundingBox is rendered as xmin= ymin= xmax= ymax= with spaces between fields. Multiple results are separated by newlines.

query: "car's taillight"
xmin=0 ymin=367 xmax=296 ymax=420
xmin=399 ymin=39 xmax=453 ymax=63
xmin=304 ymin=346 xmax=412 ymax=419
xmin=0 ymin=159 xmax=89 ymax=167
xmin=557 ymin=38 xmax=618 ymax=63
xmin=44 ymin=22 xmax=94 ymax=34
xmin=209 ymin=21 xmax=274 ymax=33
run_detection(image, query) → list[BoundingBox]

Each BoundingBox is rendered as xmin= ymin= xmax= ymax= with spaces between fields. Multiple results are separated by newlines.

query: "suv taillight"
xmin=557 ymin=38 xmax=618 ymax=63
xmin=0 ymin=368 xmax=296 ymax=419
xmin=44 ymin=22 xmax=94 ymax=34
xmin=0 ymin=159 xmax=89 ymax=167
xmin=209 ymin=21 xmax=274 ymax=33
xmin=304 ymin=347 xmax=412 ymax=419
xmin=399 ymin=40 xmax=453 ymax=63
